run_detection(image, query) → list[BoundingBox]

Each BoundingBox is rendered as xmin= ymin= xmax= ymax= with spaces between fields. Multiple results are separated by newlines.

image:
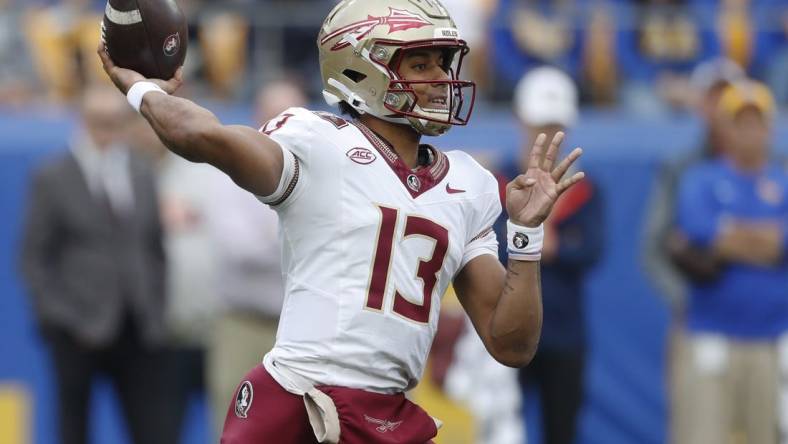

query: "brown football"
xmin=101 ymin=0 xmax=187 ymax=80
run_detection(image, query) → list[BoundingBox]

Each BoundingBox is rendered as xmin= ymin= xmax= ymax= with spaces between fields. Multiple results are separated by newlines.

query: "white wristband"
xmin=507 ymin=220 xmax=544 ymax=261
xmin=126 ymin=81 xmax=166 ymax=113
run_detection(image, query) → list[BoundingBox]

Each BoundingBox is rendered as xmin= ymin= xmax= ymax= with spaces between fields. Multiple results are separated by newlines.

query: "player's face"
xmin=398 ymin=48 xmax=452 ymax=111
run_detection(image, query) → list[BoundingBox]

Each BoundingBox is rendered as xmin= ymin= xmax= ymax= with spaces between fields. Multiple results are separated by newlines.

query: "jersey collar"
xmin=352 ymin=121 xmax=450 ymax=199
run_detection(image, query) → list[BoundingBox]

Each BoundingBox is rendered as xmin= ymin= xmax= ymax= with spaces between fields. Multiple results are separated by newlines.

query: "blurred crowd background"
xmin=3 ymin=1 xmax=788 ymax=444
xmin=2 ymin=0 xmax=788 ymax=110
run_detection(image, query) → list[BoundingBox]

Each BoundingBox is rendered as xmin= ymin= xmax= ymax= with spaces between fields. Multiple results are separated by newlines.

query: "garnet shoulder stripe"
xmin=470 ymin=226 xmax=494 ymax=243
xmin=270 ymin=156 xmax=300 ymax=206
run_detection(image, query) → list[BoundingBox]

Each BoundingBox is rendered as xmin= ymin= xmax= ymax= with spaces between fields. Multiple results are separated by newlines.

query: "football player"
xmin=98 ymin=0 xmax=584 ymax=442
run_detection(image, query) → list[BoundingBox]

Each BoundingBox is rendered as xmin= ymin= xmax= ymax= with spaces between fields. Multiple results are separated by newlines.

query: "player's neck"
xmin=359 ymin=115 xmax=422 ymax=169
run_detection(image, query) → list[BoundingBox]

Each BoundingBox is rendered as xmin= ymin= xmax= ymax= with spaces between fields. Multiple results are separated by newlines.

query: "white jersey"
xmin=259 ymin=107 xmax=500 ymax=394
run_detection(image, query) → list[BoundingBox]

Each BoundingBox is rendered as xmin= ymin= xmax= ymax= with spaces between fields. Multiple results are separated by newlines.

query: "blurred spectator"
xmin=409 ymin=292 xmax=494 ymax=444
xmin=710 ymin=0 xmax=788 ymax=88
xmin=198 ymin=10 xmax=249 ymax=99
xmin=489 ymin=0 xmax=582 ymax=96
xmin=643 ymin=57 xmax=744 ymax=317
xmin=494 ymin=66 xmax=604 ymax=444
xmin=130 ymin=117 xmax=223 ymax=441
xmin=638 ymin=0 xmax=701 ymax=65
xmin=23 ymin=0 xmax=105 ymax=102
xmin=0 ymin=0 xmax=37 ymax=105
xmin=671 ymin=80 xmax=787 ymax=444
xmin=618 ymin=0 xmax=717 ymax=114
xmin=251 ymin=77 xmax=308 ymax=127
xmin=641 ymin=60 xmax=744 ymax=444
xmin=441 ymin=298 xmax=525 ymax=444
xmin=716 ymin=0 xmax=753 ymax=71
xmin=182 ymin=0 xmax=334 ymax=99
xmin=441 ymin=0 xmax=498 ymax=94
xmin=17 ymin=83 xmax=178 ymax=444
xmin=763 ymin=10 xmax=788 ymax=105
xmin=580 ymin=3 xmax=618 ymax=105
xmin=204 ymin=79 xmax=305 ymax=435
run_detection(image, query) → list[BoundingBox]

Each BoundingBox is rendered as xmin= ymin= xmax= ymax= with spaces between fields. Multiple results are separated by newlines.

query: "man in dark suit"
xmin=19 ymin=84 xmax=176 ymax=444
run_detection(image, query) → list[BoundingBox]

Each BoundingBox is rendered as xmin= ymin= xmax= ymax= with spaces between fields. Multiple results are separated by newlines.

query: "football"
xmin=101 ymin=0 xmax=188 ymax=80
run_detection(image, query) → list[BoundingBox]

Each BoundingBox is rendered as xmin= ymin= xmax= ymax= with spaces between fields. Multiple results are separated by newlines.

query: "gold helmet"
xmin=318 ymin=0 xmax=476 ymax=136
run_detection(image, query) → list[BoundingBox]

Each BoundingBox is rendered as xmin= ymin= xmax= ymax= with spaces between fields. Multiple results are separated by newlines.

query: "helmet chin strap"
xmin=325 ymin=78 xmax=374 ymax=115
xmin=373 ymin=103 xmax=452 ymax=136
xmin=377 ymin=114 xmax=412 ymax=125
xmin=408 ymin=104 xmax=452 ymax=136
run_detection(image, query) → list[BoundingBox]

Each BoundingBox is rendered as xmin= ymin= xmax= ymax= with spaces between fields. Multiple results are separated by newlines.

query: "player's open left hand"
xmin=97 ymin=42 xmax=183 ymax=95
xmin=506 ymin=132 xmax=584 ymax=228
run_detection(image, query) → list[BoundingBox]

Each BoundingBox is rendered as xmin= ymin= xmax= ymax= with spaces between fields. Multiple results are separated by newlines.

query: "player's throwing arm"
xmin=98 ymin=45 xmax=285 ymax=198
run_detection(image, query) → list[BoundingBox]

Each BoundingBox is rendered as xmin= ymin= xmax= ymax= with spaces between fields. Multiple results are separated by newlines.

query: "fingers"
xmin=551 ymin=147 xmax=583 ymax=182
xmin=508 ymin=174 xmax=536 ymax=192
xmin=170 ymin=67 xmax=184 ymax=92
xmin=155 ymin=67 xmax=184 ymax=94
xmin=97 ymin=40 xmax=183 ymax=95
xmin=97 ymin=42 xmax=114 ymax=71
xmin=96 ymin=42 xmax=112 ymax=72
xmin=528 ymin=133 xmax=547 ymax=169
xmin=97 ymin=42 xmax=129 ymax=92
xmin=541 ymin=131 xmax=564 ymax=171
xmin=557 ymin=171 xmax=586 ymax=196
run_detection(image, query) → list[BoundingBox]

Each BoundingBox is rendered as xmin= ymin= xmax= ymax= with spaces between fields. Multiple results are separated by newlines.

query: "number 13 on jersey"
xmin=364 ymin=205 xmax=449 ymax=324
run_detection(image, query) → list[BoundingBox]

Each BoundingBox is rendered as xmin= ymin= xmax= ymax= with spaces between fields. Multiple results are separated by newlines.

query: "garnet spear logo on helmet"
xmin=321 ymin=8 xmax=433 ymax=51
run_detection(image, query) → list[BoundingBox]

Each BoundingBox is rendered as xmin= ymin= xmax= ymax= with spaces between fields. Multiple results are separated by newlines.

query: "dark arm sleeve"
xmin=641 ymin=161 xmax=689 ymax=308
xmin=146 ymin=171 xmax=167 ymax=305
xmin=554 ymin=182 xmax=605 ymax=270
xmin=18 ymin=168 xmax=65 ymax=329
xmin=671 ymin=165 xmax=724 ymax=282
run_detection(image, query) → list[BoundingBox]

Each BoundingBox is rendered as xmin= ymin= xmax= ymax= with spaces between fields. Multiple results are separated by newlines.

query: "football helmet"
xmin=318 ymin=0 xmax=476 ymax=136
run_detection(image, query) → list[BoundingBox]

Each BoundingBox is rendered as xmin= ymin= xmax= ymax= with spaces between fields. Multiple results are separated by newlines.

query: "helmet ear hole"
xmin=343 ymin=69 xmax=368 ymax=83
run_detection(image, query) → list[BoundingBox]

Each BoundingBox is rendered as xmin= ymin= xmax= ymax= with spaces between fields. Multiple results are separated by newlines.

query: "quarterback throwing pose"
xmin=99 ymin=0 xmax=583 ymax=442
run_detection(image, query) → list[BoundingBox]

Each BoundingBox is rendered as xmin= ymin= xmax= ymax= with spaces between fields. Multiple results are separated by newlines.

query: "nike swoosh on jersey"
xmin=446 ymin=183 xmax=466 ymax=194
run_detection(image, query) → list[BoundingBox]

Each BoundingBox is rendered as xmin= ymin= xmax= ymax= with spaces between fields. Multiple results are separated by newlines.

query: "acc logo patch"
xmin=512 ymin=232 xmax=529 ymax=249
xmin=234 ymin=381 xmax=254 ymax=419
xmin=347 ymin=147 xmax=377 ymax=165
xmin=163 ymin=33 xmax=181 ymax=57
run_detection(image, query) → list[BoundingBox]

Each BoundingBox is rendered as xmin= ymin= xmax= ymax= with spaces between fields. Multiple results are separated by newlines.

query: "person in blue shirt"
xmin=672 ymin=79 xmax=786 ymax=444
xmin=494 ymin=66 xmax=604 ymax=444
